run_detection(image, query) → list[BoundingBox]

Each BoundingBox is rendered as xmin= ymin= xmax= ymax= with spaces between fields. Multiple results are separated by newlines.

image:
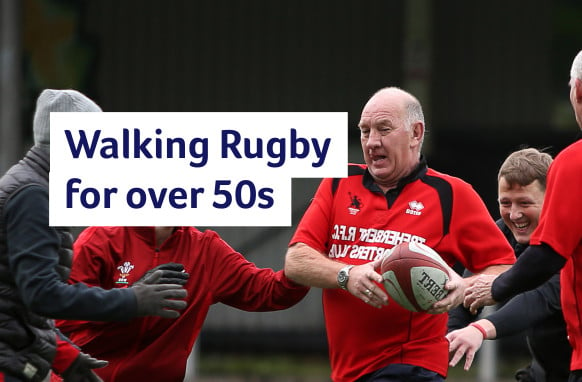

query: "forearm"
xmin=488 ymin=294 xmax=537 ymax=337
xmin=284 ymin=242 xmax=344 ymax=288
xmin=27 ymin=282 xmax=136 ymax=321
xmin=6 ymin=188 xmax=138 ymax=321
xmin=228 ymin=269 xmax=310 ymax=312
xmin=473 ymin=318 xmax=497 ymax=339
xmin=466 ymin=264 xmax=511 ymax=280
xmin=270 ymin=270 xmax=310 ymax=308
xmin=489 ymin=275 xmax=560 ymax=337
xmin=492 ymin=244 xmax=565 ymax=302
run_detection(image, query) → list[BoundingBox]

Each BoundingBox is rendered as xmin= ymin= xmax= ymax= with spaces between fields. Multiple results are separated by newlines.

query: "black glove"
xmin=132 ymin=270 xmax=188 ymax=318
xmin=136 ymin=262 xmax=189 ymax=285
xmin=62 ymin=352 xmax=108 ymax=382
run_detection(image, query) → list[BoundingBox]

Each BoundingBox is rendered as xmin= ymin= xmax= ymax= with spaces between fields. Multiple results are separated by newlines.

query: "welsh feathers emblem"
xmin=116 ymin=261 xmax=135 ymax=284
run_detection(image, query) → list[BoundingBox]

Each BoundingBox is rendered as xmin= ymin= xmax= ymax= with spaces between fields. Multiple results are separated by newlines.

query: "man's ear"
xmin=575 ymin=78 xmax=582 ymax=102
xmin=411 ymin=121 xmax=424 ymax=146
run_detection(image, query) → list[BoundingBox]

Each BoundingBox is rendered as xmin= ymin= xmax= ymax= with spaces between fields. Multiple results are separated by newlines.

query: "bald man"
xmin=284 ymin=87 xmax=515 ymax=382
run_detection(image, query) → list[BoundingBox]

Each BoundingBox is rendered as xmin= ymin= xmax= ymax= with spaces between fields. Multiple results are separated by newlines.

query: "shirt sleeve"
xmin=51 ymin=331 xmax=80 ymax=374
xmin=209 ymin=234 xmax=309 ymax=311
xmin=488 ymin=273 xmax=562 ymax=337
xmin=5 ymin=186 xmax=136 ymax=321
xmin=530 ymin=146 xmax=582 ymax=259
xmin=491 ymin=243 xmax=565 ymax=302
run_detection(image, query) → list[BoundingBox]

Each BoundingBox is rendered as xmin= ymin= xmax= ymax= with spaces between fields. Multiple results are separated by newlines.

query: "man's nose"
xmin=366 ymin=129 xmax=382 ymax=147
xmin=509 ymin=207 xmax=523 ymax=220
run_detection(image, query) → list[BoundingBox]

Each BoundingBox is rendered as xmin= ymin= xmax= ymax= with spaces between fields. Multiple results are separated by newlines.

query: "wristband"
xmin=469 ymin=323 xmax=487 ymax=339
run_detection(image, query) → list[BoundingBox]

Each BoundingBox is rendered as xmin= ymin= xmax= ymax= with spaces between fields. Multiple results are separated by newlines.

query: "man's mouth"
xmin=370 ymin=153 xmax=386 ymax=162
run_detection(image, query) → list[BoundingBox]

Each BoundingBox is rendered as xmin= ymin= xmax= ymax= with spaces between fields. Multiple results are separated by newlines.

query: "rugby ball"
xmin=381 ymin=242 xmax=449 ymax=312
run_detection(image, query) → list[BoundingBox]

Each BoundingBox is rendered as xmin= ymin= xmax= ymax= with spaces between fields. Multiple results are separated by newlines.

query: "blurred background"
xmin=2 ymin=0 xmax=582 ymax=381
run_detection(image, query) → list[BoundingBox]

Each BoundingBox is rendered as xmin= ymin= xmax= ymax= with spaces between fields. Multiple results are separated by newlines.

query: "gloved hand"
xmin=132 ymin=271 xmax=188 ymax=318
xmin=136 ymin=262 xmax=189 ymax=285
xmin=61 ymin=352 xmax=108 ymax=382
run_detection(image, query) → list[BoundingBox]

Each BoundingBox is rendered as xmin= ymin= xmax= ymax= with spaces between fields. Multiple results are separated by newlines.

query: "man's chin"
xmin=369 ymin=161 xmax=390 ymax=174
xmin=514 ymin=235 xmax=531 ymax=245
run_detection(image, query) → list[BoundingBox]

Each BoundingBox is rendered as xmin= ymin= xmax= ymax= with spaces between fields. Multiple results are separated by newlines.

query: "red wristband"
xmin=469 ymin=323 xmax=487 ymax=339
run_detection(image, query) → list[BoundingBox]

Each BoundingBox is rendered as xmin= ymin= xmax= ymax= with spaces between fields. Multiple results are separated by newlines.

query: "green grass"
xmin=198 ymin=353 xmax=530 ymax=381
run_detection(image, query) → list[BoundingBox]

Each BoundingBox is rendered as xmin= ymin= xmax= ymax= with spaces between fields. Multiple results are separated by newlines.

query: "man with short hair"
xmin=448 ymin=148 xmax=571 ymax=381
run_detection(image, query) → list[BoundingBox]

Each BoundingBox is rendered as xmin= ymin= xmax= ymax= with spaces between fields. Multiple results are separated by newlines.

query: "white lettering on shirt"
xmin=327 ymin=225 xmax=426 ymax=259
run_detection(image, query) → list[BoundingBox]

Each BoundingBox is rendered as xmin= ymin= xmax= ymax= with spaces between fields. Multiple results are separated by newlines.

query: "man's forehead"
xmin=359 ymin=108 xmax=401 ymax=126
xmin=362 ymin=93 xmax=404 ymax=114
xmin=499 ymin=178 xmax=544 ymax=192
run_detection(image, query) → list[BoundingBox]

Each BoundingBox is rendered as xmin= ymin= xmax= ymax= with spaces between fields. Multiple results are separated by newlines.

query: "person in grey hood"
xmin=0 ymin=89 xmax=188 ymax=382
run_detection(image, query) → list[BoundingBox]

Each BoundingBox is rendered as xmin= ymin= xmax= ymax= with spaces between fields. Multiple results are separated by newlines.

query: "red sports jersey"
xmin=530 ymin=139 xmax=582 ymax=370
xmin=56 ymin=226 xmax=308 ymax=382
xmin=290 ymin=163 xmax=515 ymax=381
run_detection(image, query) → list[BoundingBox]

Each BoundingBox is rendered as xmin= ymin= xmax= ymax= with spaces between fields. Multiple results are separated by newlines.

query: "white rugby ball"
xmin=380 ymin=242 xmax=449 ymax=312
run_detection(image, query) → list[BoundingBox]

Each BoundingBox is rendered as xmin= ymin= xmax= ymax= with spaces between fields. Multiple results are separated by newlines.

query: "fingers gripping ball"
xmin=381 ymin=242 xmax=449 ymax=312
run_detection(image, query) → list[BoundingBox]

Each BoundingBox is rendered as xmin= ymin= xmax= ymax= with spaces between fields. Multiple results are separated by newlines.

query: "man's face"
xmin=498 ymin=178 xmax=545 ymax=245
xmin=358 ymin=93 xmax=420 ymax=190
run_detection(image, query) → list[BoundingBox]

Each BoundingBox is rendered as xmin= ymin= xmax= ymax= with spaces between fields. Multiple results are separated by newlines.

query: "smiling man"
xmin=448 ymin=148 xmax=571 ymax=382
xmin=464 ymin=49 xmax=582 ymax=382
xmin=497 ymin=148 xmax=549 ymax=245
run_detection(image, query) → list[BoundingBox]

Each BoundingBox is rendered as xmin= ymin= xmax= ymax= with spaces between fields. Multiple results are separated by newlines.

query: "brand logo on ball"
xmin=413 ymin=268 xmax=448 ymax=302
xmin=380 ymin=241 xmax=449 ymax=312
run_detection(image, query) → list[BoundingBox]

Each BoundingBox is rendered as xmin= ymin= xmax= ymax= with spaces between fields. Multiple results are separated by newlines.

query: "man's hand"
xmin=132 ymin=271 xmax=188 ymax=318
xmin=463 ymin=274 xmax=498 ymax=314
xmin=345 ymin=262 xmax=388 ymax=309
xmin=427 ymin=264 xmax=466 ymax=314
xmin=62 ymin=352 xmax=108 ymax=382
xmin=136 ymin=263 xmax=189 ymax=285
xmin=446 ymin=326 xmax=485 ymax=371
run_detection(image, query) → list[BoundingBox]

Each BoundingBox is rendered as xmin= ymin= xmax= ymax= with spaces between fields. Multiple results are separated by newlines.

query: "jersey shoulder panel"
xmin=421 ymin=169 xmax=455 ymax=236
xmin=331 ymin=163 xmax=366 ymax=196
